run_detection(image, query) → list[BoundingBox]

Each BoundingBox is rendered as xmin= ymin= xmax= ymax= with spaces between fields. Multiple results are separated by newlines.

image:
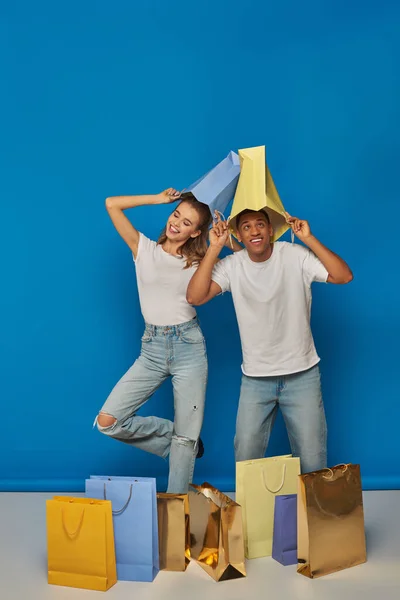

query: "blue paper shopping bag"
xmin=85 ymin=476 xmax=159 ymax=582
xmin=272 ymin=494 xmax=297 ymax=566
xmin=182 ymin=150 xmax=240 ymax=216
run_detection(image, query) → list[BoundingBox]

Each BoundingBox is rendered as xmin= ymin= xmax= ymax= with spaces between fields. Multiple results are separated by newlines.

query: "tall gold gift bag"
xmin=297 ymin=463 xmax=367 ymax=578
xmin=157 ymin=493 xmax=190 ymax=571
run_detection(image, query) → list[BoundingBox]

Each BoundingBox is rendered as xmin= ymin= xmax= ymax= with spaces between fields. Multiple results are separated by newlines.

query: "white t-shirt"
xmin=211 ymin=242 xmax=329 ymax=377
xmin=134 ymin=233 xmax=197 ymax=326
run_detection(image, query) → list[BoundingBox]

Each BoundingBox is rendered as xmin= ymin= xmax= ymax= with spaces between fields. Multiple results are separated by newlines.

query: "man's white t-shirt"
xmin=134 ymin=233 xmax=197 ymax=326
xmin=211 ymin=242 xmax=329 ymax=377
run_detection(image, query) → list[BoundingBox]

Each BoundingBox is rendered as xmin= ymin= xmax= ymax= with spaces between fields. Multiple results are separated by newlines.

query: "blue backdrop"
xmin=1 ymin=1 xmax=399 ymax=491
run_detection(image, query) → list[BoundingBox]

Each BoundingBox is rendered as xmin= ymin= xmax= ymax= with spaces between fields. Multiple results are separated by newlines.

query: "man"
xmin=186 ymin=209 xmax=353 ymax=473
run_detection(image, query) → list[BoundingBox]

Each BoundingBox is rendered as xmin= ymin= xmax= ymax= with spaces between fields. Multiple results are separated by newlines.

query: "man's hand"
xmin=209 ymin=211 xmax=229 ymax=249
xmin=285 ymin=211 xmax=353 ymax=284
xmin=285 ymin=212 xmax=312 ymax=241
xmin=157 ymin=188 xmax=182 ymax=204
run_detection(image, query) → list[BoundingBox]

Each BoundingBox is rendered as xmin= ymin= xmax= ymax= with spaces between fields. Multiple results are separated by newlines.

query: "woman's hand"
xmin=157 ymin=188 xmax=182 ymax=204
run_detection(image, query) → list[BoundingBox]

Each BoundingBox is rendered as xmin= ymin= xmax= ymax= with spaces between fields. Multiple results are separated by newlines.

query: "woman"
xmin=95 ymin=188 xmax=235 ymax=493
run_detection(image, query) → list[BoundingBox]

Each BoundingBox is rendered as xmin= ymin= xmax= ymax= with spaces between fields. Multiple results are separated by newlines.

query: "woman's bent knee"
xmin=97 ymin=412 xmax=117 ymax=430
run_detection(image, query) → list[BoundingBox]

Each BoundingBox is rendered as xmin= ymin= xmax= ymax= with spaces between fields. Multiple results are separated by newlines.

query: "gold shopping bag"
xmin=297 ymin=463 xmax=367 ymax=578
xmin=229 ymin=145 xmax=290 ymax=242
xmin=236 ymin=454 xmax=300 ymax=559
xmin=46 ymin=496 xmax=117 ymax=591
xmin=157 ymin=493 xmax=190 ymax=571
xmin=188 ymin=483 xmax=246 ymax=582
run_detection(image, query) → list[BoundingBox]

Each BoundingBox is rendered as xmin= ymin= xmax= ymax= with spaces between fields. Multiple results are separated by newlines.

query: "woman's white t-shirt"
xmin=133 ymin=233 xmax=197 ymax=326
xmin=211 ymin=242 xmax=329 ymax=377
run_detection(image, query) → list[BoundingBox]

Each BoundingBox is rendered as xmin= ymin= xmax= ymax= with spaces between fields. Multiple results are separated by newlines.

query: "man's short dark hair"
xmin=236 ymin=209 xmax=271 ymax=230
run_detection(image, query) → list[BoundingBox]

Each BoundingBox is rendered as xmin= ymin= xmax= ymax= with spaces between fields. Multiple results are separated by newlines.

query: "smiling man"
xmin=186 ymin=208 xmax=353 ymax=473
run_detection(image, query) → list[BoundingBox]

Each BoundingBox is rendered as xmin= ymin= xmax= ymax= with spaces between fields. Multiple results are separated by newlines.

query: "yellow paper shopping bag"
xmin=229 ymin=145 xmax=290 ymax=242
xmin=236 ymin=455 xmax=300 ymax=559
xmin=46 ymin=496 xmax=117 ymax=591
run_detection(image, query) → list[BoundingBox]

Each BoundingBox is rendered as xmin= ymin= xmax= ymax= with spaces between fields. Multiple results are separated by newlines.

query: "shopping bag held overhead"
xmin=229 ymin=145 xmax=290 ymax=242
xmin=181 ymin=151 xmax=240 ymax=217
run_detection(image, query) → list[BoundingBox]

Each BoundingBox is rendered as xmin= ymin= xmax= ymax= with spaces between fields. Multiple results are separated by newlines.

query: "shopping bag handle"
xmin=103 ymin=483 xmax=133 ymax=515
xmin=61 ymin=504 xmax=85 ymax=538
xmin=312 ymin=465 xmax=358 ymax=518
xmin=322 ymin=463 xmax=349 ymax=480
xmin=261 ymin=463 xmax=286 ymax=493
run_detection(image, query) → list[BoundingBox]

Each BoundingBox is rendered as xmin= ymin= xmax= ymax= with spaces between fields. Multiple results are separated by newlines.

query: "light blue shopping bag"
xmin=182 ymin=150 xmax=240 ymax=217
xmin=85 ymin=476 xmax=159 ymax=582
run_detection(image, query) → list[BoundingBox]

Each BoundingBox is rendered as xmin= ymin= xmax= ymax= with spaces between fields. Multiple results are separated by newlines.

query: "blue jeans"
xmin=234 ymin=365 xmax=327 ymax=473
xmin=96 ymin=318 xmax=208 ymax=493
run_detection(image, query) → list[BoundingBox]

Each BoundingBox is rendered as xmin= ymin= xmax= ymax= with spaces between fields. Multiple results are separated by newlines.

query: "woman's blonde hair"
xmin=157 ymin=193 xmax=213 ymax=268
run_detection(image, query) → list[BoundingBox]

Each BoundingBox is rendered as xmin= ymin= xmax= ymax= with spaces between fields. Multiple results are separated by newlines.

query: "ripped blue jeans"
xmin=95 ymin=318 xmax=208 ymax=493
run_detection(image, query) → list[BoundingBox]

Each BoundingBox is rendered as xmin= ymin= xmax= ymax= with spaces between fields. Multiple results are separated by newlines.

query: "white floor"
xmin=0 ymin=491 xmax=399 ymax=600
